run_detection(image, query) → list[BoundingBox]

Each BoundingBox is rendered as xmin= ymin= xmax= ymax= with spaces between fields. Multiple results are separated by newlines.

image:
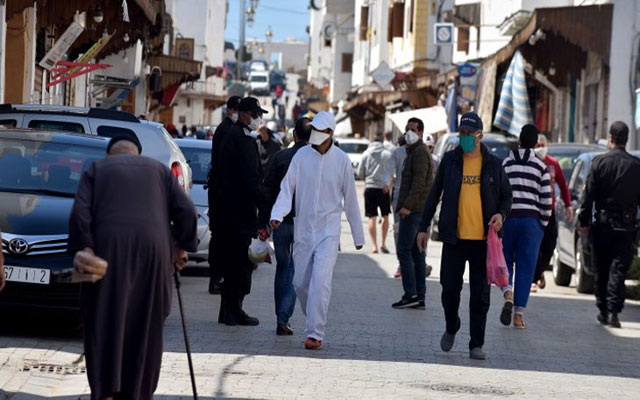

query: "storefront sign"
xmin=39 ymin=21 xmax=84 ymax=70
xmin=434 ymin=23 xmax=454 ymax=45
xmin=457 ymin=63 xmax=477 ymax=77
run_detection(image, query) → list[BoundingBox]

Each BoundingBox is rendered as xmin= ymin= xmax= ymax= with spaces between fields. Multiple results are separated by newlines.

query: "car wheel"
xmin=552 ymin=248 xmax=572 ymax=286
xmin=575 ymin=240 xmax=595 ymax=294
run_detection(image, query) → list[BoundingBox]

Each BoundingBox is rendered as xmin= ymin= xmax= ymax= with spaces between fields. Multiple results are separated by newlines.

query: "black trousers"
xmin=441 ymin=240 xmax=490 ymax=350
xmin=592 ymin=225 xmax=635 ymax=315
xmin=209 ymin=225 xmax=223 ymax=286
xmin=217 ymin=227 xmax=254 ymax=319
xmin=534 ymin=211 xmax=558 ymax=282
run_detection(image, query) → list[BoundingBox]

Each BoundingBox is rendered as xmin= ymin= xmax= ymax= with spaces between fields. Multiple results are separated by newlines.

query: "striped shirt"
xmin=503 ymin=149 xmax=552 ymax=226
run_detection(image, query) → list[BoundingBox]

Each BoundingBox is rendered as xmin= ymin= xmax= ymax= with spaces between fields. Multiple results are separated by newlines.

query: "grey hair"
xmin=538 ymin=134 xmax=548 ymax=144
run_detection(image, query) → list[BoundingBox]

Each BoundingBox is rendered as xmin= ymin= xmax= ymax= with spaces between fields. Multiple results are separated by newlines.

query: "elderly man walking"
xmin=68 ymin=136 xmax=198 ymax=400
xmin=270 ymin=111 xmax=364 ymax=350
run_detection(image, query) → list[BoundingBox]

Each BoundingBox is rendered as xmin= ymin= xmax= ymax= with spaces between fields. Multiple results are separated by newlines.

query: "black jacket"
xmin=213 ymin=122 xmax=263 ymax=237
xmin=420 ymin=144 xmax=512 ymax=244
xmin=258 ymin=142 xmax=306 ymax=227
xmin=579 ymin=147 xmax=640 ymax=227
xmin=256 ymin=137 xmax=282 ymax=175
xmin=208 ymin=117 xmax=235 ymax=216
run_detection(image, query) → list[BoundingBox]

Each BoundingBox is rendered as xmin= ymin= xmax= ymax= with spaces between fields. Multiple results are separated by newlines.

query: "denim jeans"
xmin=273 ymin=222 xmax=296 ymax=325
xmin=502 ymin=217 xmax=544 ymax=311
xmin=397 ymin=212 xmax=426 ymax=300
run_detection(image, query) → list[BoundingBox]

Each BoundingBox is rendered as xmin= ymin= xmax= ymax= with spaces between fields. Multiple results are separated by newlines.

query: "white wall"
xmin=352 ymin=0 xmax=391 ymax=88
xmin=173 ymin=96 xmax=206 ymax=127
xmin=307 ymin=6 xmax=333 ymax=88
xmin=247 ymin=39 xmax=308 ymax=72
xmin=604 ymin=0 xmax=640 ymax=148
xmin=330 ymin=13 xmax=354 ymax=102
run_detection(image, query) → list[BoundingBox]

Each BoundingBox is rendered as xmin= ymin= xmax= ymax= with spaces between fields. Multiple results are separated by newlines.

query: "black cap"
xmin=520 ymin=124 xmax=538 ymax=149
xmin=459 ymin=112 xmax=483 ymax=132
xmin=226 ymin=95 xmax=242 ymax=110
xmin=107 ymin=135 xmax=142 ymax=154
xmin=238 ymin=97 xmax=268 ymax=114
xmin=610 ymin=121 xmax=629 ymax=145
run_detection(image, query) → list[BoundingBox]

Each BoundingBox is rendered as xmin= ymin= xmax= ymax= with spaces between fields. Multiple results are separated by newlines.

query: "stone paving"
xmin=2 ymin=183 xmax=640 ymax=399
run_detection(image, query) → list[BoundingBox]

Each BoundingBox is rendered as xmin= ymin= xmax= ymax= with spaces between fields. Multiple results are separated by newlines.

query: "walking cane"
xmin=174 ymin=271 xmax=198 ymax=399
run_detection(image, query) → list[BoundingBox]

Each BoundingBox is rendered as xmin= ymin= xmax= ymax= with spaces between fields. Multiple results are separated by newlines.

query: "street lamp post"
xmin=237 ymin=0 xmax=245 ymax=81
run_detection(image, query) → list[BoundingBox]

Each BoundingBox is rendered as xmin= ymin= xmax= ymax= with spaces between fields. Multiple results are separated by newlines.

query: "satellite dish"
xmin=310 ymin=0 xmax=325 ymax=11
xmin=322 ymin=21 xmax=337 ymax=41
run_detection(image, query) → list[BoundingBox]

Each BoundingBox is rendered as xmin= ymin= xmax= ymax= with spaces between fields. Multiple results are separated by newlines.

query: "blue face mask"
xmin=460 ymin=135 xmax=477 ymax=153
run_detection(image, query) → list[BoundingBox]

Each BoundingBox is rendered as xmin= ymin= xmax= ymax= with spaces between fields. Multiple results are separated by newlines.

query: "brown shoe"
xmin=537 ymin=275 xmax=546 ymax=289
xmin=513 ymin=313 xmax=528 ymax=329
xmin=304 ymin=337 xmax=322 ymax=350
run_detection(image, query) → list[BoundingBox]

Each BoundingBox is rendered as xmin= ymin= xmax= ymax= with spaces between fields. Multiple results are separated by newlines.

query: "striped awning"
xmin=493 ymin=50 xmax=533 ymax=135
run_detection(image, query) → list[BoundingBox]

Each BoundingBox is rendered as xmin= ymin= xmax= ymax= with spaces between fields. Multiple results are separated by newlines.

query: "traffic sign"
xmin=434 ymin=23 xmax=454 ymax=45
xmin=370 ymin=61 xmax=395 ymax=89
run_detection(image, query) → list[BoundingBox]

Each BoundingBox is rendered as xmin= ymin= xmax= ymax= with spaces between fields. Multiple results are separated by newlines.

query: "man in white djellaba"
xmin=270 ymin=111 xmax=365 ymax=350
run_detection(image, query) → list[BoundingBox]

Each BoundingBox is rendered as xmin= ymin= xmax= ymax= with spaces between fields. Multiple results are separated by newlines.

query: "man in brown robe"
xmin=68 ymin=136 xmax=198 ymax=400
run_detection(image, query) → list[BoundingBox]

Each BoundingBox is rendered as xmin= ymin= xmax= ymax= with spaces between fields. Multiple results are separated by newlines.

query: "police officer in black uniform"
xmin=579 ymin=121 xmax=640 ymax=328
xmin=208 ymin=96 xmax=242 ymax=294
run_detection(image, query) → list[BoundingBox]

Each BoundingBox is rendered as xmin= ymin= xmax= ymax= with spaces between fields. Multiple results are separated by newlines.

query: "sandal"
xmin=381 ymin=247 xmax=390 ymax=254
xmin=513 ymin=313 xmax=528 ymax=329
xmin=500 ymin=300 xmax=513 ymax=326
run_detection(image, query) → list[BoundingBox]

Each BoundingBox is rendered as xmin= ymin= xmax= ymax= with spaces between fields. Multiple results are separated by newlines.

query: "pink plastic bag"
xmin=486 ymin=228 xmax=509 ymax=288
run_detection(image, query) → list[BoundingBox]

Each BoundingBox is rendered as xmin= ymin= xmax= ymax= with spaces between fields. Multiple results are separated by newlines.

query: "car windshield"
xmin=251 ymin=75 xmax=267 ymax=82
xmin=340 ymin=143 xmax=369 ymax=154
xmin=0 ymin=138 xmax=105 ymax=196
xmin=179 ymin=146 xmax=210 ymax=184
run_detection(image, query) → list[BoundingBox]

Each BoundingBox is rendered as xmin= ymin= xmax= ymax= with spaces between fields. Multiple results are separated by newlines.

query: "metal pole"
xmin=237 ymin=0 xmax=245 ymax=81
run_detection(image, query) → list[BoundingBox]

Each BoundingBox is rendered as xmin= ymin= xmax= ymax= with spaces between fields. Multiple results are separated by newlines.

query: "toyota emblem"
xmin=9 ymin=238 xmax=29 ymax=255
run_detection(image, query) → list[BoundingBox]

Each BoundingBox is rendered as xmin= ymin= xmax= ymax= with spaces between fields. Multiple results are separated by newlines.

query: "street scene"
xmin=0 ymin=0 xmax=640 ymax=399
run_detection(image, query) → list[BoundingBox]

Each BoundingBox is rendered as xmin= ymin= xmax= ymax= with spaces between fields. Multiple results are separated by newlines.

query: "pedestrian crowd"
xmin=2 ymin=95 xmax=638 ymax=400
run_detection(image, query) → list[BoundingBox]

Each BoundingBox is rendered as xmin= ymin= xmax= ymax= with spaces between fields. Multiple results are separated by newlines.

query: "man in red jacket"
xmin=533 ymin=133 xmax=572 ymax=291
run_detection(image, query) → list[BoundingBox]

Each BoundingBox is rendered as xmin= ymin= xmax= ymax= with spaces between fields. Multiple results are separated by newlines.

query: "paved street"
xmin=1 ymin=182 xmax=640 ymax=399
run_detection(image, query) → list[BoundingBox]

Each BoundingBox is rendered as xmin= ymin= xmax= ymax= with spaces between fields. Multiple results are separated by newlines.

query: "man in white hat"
xmin=270 ymin=111 xmax=365 ymax=350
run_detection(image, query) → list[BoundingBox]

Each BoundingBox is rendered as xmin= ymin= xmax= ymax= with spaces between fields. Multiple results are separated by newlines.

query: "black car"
xmin=0 ymin=130 xmax=109 ymax=314
xmin=270 ymin=70 xmax=287 ymax=92
xmin=553 ymin=149 xmax=640 ymax=294
xmin=430 ymin=132 xmax=518 ymax=241
xmin=547 ymin=143 xmax=605 ymax=182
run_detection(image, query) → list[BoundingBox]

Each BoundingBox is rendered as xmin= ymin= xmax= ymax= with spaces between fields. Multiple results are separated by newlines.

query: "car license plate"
xmin=3 ymin=266 xmax=50 ymax=285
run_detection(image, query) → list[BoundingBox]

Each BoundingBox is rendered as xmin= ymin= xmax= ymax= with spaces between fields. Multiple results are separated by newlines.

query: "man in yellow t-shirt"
xmin=417 ymin=112 xmax=513 ymax=361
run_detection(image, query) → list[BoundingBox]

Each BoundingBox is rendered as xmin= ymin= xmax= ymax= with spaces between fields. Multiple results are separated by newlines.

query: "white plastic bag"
xmin=248 ymin=238 xmax=272 ymax=265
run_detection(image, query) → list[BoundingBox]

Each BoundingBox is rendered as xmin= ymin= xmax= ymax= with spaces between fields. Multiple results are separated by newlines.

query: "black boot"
xmin=597 ymin=312 xmax=608 ymax=325
xmin=237 ymin=296 xmax=259 ymax=326
xmin=609 ymin=314 xmax=621 ymax=328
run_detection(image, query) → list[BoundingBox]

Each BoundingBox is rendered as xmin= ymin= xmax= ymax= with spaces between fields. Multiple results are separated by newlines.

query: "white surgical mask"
xmin=310 ymin=129 xmax=330 ymax=146
xmin=404 ymin=130 xmax=420 ymax=145
xmin=249 ymin=130 xmax=259 ymax=139
xmin=535 ymin=147 xmax=548 ymax=159
xmin=248 ymin=117 xmax=262 ymax=131
xmin=230 ymin=112 xmax=238 ymax=123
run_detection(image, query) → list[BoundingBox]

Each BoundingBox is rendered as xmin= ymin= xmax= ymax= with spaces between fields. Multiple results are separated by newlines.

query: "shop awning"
xmin=489 ymin=4 xmax=613 ymax=68
xmin=388 ymin=106 xmax=449 ymax=135
xmin=147 ymin=55 xmax=202 ymax=90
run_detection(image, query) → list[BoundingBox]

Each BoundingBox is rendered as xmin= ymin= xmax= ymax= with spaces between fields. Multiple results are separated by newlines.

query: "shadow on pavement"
xmin=163 ymin=252 xmax=640 ymax=379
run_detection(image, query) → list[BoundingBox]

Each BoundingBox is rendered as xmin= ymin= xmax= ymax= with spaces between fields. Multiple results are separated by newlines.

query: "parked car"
xmin=0 ymin=104 xmax=192 ymax=191
xmin=336 ymin=137 xmax=370 ymax=177
xmin=250 ymin=60 xmax=269 ymax=72
xmin=176 ymin=139 xmax=211 ymax=266
xmin=553 ymin=149 xmax=640 ymax=294
xmin=0 ymin=130 xmax=109 ymax=315
xmin=249 ymin=71 xmax=270 ymax=96
xmin=547 ymin=143 xmax=606 ymax=181
xmin=430 ymin=132 xmax=518 ymax=241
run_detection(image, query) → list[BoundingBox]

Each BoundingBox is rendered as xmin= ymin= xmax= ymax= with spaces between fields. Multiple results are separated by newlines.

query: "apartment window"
xmin=324 ymin=38 xmax=332 ymax=47
xmin=387 ymin=7 xmax=393 ymax=42
xmin=391 ymin=2 xmax=405 ymax=39
xmin=342 ymin=53 xmax=353 ymax=73
xmin=457 ymin=27 xmax=469 ymax=53
xmin=359 ymin=6 xmax=369 ymax=41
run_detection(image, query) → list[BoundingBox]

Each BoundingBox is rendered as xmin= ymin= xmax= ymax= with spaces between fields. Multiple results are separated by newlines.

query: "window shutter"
xmin=359 ymin=6 xmax=369 ymax=41
xmin=457 ymin=27 xmax=469 ymax=53
xmin=342 ymin=53 xmax=353 ymax=73
xmin=409 ymin=0 xmax=414 ymax=33
xmin=392 ymin=2 xmax=405 ymax=38
xmin=387 ymin=6 xmax=393 ymax=42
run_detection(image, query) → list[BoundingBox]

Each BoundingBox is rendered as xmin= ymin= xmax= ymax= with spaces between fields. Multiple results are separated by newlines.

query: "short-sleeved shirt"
xmin=458 ymin=154 xmax=484 ymax=240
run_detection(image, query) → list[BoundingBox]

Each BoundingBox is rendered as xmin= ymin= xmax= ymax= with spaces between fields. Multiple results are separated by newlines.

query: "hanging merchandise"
xmin=122 ymin=0 xmax=130 ymax=22
xmin=493 ymin=50 xmax=534 ymax=135
xmin=444 ymin=84 xmax=458 ymax=132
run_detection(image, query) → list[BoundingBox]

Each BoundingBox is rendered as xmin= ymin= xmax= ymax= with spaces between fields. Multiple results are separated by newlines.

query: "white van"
xmin=249 ymin=71 xmax=270 ymax=96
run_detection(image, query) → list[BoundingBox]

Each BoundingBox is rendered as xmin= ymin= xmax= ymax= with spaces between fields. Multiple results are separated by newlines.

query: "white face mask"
xmin=249 ymin=130 xmax=259 ymax=139
xmin=535 ymin=147 xmax=548 ymax=159
xmin=230 ymin=112 xmax=238 ymax=123
xmin=404 ymin=130 xmax=420 ymax=145
xmin=248 ymin=116 xmax=262 ymax=131
xmin=310 ymin=129 xmax=331 ymax=146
